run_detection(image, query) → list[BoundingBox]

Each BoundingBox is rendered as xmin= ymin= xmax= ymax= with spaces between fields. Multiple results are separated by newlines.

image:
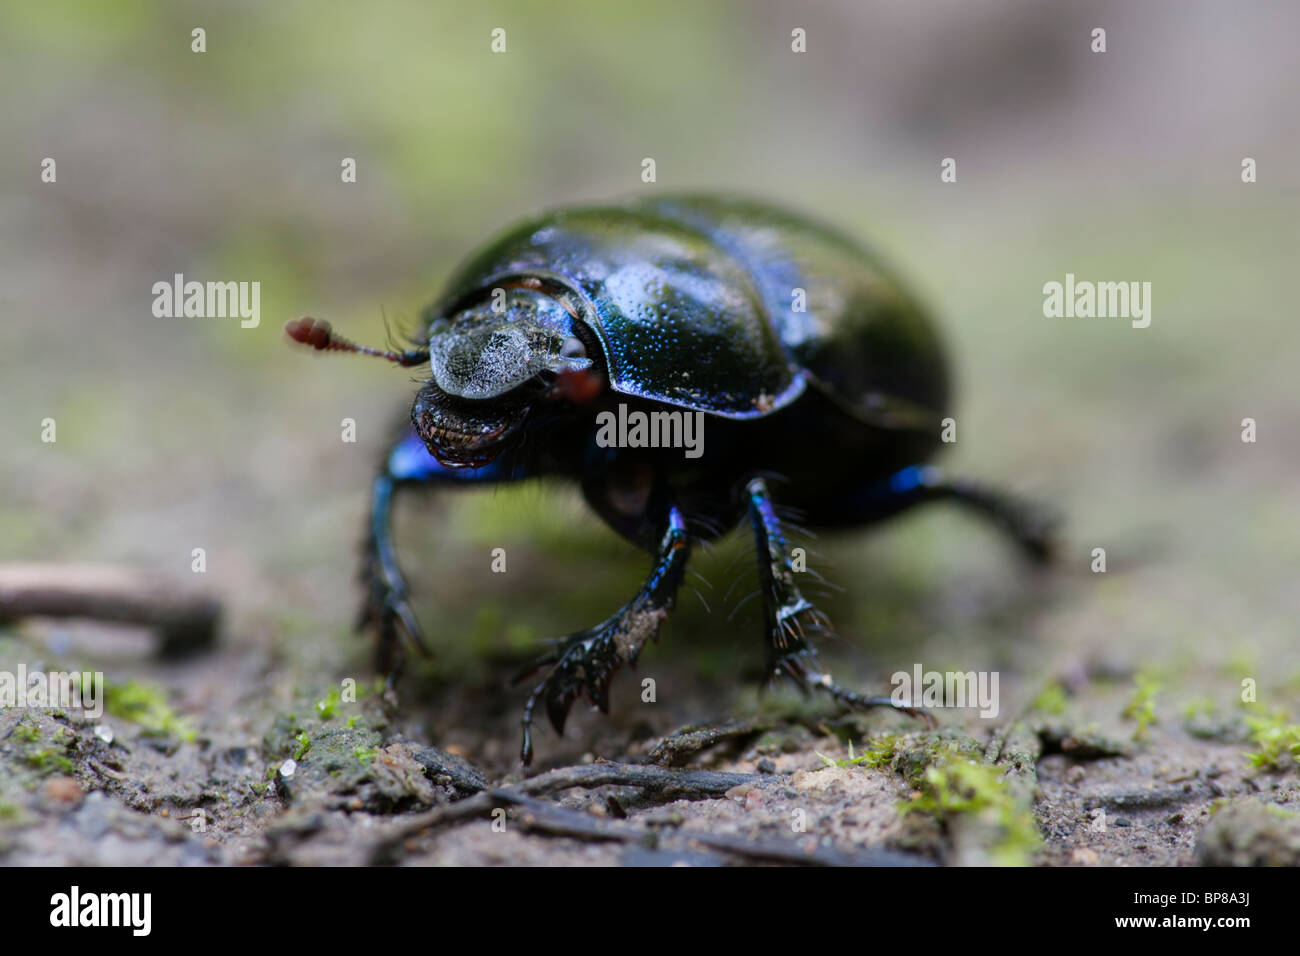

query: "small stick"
xmin=367 ymin=762 xmax=759 ymax=862
xmin=647 ymin=718 xmax=767 ymax=766
xmin=516 ymin=761 xmax=758 ymax=796
xmin=375 ymin=789 xmax=932 ymax=867
xmin=0 ymin=563 xmax=220 ymax=657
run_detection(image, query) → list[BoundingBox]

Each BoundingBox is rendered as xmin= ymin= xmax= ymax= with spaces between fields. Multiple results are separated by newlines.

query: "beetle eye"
xmin=560 ymin=336 xmax=586 ymax=360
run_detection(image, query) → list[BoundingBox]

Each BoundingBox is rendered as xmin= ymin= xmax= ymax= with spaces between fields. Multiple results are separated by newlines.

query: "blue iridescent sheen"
xmin=387 ymin=431 xmax=507 ymax=483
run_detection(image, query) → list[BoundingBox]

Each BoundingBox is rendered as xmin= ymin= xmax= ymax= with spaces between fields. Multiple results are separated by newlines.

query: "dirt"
xmin=3 ymin=573 xmax=1298 ymax=867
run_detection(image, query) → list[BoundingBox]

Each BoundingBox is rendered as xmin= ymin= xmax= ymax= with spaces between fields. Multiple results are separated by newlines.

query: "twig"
xmin=647 ymin=718 xmax=767 ymax=766
xmin=680 ymin=830 xmax=932 ymax=867
xmin=0 ymin=563 xmax=220 ymax=656
xmin=516 ymin=761 xmax=757 ymax=796
xmin=490 ymin=794 xmax=931 ymax=866
xmin=368 ymin=762 xmax=759 ymax=863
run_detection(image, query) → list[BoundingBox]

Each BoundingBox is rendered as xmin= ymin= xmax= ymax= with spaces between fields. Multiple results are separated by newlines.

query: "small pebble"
xmin=43 ymin=776 xmax=83 ymax=806
xmin=279 ymin=758 xmax=297 ymax=778
xmin=1114 ymin=817 xmax=1131 ymax=827
xmin=94 ymin=725 xmax=114 ymax=745
xmin=757 ymin=758 xmax=777 ymax=774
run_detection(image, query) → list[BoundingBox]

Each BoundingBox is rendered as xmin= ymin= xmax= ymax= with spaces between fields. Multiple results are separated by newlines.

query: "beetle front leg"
xmin=362 ymin=430 xmax=523 ymax=678
xmin=746 ymin=477 xmax=930 ymax=721
xmin=514 ymin=505 xmax=690 ymax=765
xmin=361 ymin=470 xmax=427 ymax=680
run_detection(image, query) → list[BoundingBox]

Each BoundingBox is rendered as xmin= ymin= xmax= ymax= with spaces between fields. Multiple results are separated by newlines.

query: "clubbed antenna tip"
xmin=283 ymin=317 xmax=428 ymax=367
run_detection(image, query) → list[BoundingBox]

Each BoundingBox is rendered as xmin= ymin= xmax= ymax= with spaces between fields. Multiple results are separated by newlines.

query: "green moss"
xmin=315 ymin=688 xmax=342 ymax=721
xmin=816 ymin=735 xmax=899 ymax=769
xmin=12 ymin=722 xmax=40 ymax=744
xmin=1030 ymin=681 xmax=1068 ymax=716
xmin=21 ymin=748 xmax=75 ymax=774
xmin=819 ymin=729 xmax=1040 ymax=864
xmin=1122 ymin=674 xmax=1160 ymax=741
xmin=1244 ymin=710 xmax=1300 ymax=771
xmin=352 ymin=745 xmax=379 ymax=764
xmin=315 ymin=678 xmax=376 ymax=721
xmin=892 ymin=731 xmax=985 ymax=782
xmin=9 ymin=716 xmax=78 ymax=777
xmin=104 ymin=680 xmax=196 ymax=742
xmin=293 ymin=732 xmax=312 ymax=761
xmin=900 ymin=750 xmax=1041 ymax=866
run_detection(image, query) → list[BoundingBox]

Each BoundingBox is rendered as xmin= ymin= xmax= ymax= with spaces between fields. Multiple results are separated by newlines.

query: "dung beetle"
xmin=286 ymin=195 xmax=1054 ymax=764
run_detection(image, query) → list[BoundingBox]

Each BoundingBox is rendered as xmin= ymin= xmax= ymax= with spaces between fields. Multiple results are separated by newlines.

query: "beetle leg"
xmin=361 ymin=469 xmax=425 ymax=679
xmin=855 ymin=465 xmax=1060 ymax=562
xmin=746 ymin=477 xmax=931 ymax=722
xmin=514 ymin=505 xmax=690 ymax=765
xmin=362 ymin=430 xmax=522 ymax=678
xmin=930 ymin=474 xmax=1059 ymax=562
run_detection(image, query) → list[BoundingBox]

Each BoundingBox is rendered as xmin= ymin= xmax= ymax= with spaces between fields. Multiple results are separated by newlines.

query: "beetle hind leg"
xmin=828 ymin=465 xmax=1060 ymax=563
xmin=746 ymin=477 xmax=929 ymax=722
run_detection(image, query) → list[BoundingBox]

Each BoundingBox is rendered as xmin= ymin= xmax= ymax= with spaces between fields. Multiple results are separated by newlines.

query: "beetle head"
xmin=285 ymin=285 xmax=600 ymax=469
xmin=414 ymin=286 xmax=596 ymax=467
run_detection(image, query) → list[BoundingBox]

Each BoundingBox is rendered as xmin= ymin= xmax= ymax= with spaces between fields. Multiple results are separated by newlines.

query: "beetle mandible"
xmin=286 ymin=196 xmax=1054 ymax=764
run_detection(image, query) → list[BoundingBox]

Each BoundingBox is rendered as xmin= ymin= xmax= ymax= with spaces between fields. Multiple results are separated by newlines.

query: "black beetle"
xmin=287 ymin=195 xmax=1053 ymax=764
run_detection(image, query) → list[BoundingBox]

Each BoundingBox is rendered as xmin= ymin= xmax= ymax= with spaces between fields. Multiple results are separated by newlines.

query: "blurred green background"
xmin=2 ymin=0 xmax=1297 ymax=742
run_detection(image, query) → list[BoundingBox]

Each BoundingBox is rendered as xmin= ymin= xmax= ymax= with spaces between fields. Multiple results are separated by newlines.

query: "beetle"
xmin=286 ymin=195 xmax=1054 ymax=764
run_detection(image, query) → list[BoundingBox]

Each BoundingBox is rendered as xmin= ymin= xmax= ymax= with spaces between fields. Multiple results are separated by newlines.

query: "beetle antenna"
xmin=284 ymin=317 xmax=429 ymax=367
